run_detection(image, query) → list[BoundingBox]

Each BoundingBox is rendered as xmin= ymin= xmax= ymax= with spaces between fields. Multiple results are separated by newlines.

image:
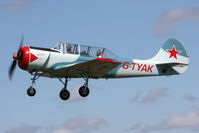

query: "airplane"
xmin=9 ymin=37 xmax=189 ymax=100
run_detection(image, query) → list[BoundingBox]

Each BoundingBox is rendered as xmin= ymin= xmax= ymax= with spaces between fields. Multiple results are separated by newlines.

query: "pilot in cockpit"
xmin=96 ymin=50 xmax=102 ymax=58
xmin=66 ymin=44 xmax=72 ymax=54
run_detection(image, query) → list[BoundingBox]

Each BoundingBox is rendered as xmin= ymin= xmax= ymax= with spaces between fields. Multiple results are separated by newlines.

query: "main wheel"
xmin=59 ymin=89 xmax=70 ymax=100
xmin=27 ymin=87 xmax=36 ymax=97
xmin=79 ymin=86 xmax=90 ymax=97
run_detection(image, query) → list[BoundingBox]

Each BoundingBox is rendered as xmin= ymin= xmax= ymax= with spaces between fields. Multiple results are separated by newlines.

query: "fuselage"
xmin=18 ymin=46 xmax=160 ymax=79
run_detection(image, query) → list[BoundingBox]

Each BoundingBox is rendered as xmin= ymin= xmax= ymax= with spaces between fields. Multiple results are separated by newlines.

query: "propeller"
xmin=9 ymin=36 xmax=24 ymax=80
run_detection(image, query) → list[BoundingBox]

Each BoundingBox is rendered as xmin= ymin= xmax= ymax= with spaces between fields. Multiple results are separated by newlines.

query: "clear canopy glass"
xmin=52 ymin=42 xmax=118 ymax=58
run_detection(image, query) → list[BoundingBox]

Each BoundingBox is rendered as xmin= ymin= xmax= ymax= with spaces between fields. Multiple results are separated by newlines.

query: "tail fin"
xmin=149 ymin=39 xmax=189 ymax=74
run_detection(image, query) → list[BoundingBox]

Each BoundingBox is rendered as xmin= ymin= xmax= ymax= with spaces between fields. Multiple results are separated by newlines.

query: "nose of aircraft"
xmin=18 ymin=46 xmax=30 ymax=70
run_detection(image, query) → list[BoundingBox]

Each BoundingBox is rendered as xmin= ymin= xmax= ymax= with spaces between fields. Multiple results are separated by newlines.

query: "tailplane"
xmin=149 ymin=39 xmax=189 ymax=74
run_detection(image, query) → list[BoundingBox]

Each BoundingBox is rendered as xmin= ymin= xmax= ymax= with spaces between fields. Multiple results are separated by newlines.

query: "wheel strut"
xmin=83 ymin=77 xmax=89 ymax=87
xmin=27 ymin=72 xmax=39 ymax=97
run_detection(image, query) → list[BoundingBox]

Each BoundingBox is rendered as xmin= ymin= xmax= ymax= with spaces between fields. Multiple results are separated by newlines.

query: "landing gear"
xmin=79 ymin=78 xmax=90 ymax=97
xmin=79 ymin=86 xmax=89 ymax=97
xmin=27 ymin=86 xmax=36 ymax=96
xmin=26 ymin=72 xmax=90 ymax=100
xmin=59 ymin=89 xmax=70 ymax=100
xmin=58 ymin=78 xmax=70 ymax=100
xmin=27 ymin=72 xmax=39 ymax=97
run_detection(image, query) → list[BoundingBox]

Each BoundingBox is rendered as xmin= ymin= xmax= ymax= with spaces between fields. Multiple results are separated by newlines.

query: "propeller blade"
xmin=9 ymin=60 xmax=17 ymax=80
xmin=9 ymin=35 xmax=24 ymax=80
xmin=17 ymin=35 xmax=24 ymax=57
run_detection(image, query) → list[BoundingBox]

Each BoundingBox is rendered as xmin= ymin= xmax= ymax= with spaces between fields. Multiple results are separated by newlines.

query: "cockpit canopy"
xmin=52 ymin=42 xmax=118 ymax=58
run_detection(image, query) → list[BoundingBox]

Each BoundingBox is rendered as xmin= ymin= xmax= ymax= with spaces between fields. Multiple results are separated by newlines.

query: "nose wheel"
xmin=27 ymin=72 xmax=39 ymax=97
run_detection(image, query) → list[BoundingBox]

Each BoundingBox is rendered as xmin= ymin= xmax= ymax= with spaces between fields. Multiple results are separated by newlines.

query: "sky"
xmin=0 ymin=0 xmax=199 ymax=133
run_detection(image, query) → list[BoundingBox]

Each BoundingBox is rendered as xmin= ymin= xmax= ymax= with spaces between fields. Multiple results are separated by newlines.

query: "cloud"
xmin=0 ymin=0 xmax=40 ymax=10
xmin=69 ymin=84 xmax=84 ymax=102
xmin=135 ymin=110 xmax=199 ymax=133
xmin=5 ymin=124 xmax=42 ymax=133
xmin=155 ymin=7 xmax=199 ymax=36
xmin=53 ymin=83 xmax=86 ymax=104
xmin=163 ymin=110 xmax=199 ymax=130
xmin=184 ymin=94 xmax=197 ymax=101
xmin=68 ymin=83 xmax=99 ymax=102
xmin=125 ymin=122 xmax=142 ymax=131
xmin=130 ymin=91 xmax=141 ymax=103
xmin=51 ymin=116 xmax=106 ymax=133
xmin=63 ymin=116 xmax=106 ymax=130
xmin=52 ymin=128 xmax=79 ymax=133
xmin=5 ymin=116 xmax=105 ymax=133
xmin=141 ymin=88 xmax=168 ymax=103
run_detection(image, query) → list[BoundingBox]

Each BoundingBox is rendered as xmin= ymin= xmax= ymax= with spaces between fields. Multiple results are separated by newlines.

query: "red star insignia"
xmin=167 ymin=45 xmax=181 ymax=59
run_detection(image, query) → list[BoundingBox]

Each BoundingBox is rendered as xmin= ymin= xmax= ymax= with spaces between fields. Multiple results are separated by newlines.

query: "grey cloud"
xmin=63 ymin=116 xmax=106 ymax=130
xmin=155 ymin=7 xmax=199 ymax=36
xmin=184 ymin=93 xmax=197 ymax=101
xmin=69 ymin=83 xmax=98 ymax=102
xmin=125 ymin=122 xmax=142 ymax=131
xmin=4 ymin=116 xmax=106 ymax=133
xmin=0 ymin=0 xmax=40 ymax=10
xmin=139 ymin=124 xmax=155 ymax=133
xmin=141 ymin=88 xmax=168 ymax=103
xmin=5 ymin=124 xmax=42 ymax=133
xmin=52 ymin=128 xmax=79 ymax=133
xmin=51 ymin=116 xmax=106 ymax=133
xmin=130 ymin=91 xmax=141 ymax=103
xmin=53 ymin=83 xmax=85 ymax=104
xmin=137 ymin=110 xmax=199 ymax=133
xmin=162 ymin=111 xmax=199 ymax=131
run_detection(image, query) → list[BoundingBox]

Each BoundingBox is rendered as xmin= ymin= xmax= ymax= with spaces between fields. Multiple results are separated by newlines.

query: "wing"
xmin=51 ymin=58 xmax=121 ymax=78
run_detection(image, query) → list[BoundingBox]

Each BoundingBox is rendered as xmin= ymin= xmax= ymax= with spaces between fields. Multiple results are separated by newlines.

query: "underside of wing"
xmin=44 ymin=58 xmax=121 ymax=78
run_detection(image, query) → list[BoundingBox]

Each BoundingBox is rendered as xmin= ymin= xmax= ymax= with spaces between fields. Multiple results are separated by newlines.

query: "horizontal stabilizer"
xmin=156 ymin=62 xmax=188 ymax=75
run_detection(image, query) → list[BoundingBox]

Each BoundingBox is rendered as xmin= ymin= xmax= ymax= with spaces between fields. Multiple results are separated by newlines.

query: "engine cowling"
xmin=18 ymin=46 xmax=30 ymax=70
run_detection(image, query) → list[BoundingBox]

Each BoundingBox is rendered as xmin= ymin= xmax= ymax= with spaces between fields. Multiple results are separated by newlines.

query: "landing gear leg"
xmin=27 ymin=72 xmax=39 ymax=97
xmin=59 ymin=78 xmax=70 ymax=100
xmin=79 ymin=78 xmax=90 ymax=97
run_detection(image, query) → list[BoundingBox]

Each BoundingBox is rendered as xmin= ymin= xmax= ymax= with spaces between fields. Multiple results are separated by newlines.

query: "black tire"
xmin=59 ymin=89 xmax=70 ymax=100
xmin=79 ymin=86 xmax=90 ymax=97
xmin=27 ymin=87 xmax=36 ymax=97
